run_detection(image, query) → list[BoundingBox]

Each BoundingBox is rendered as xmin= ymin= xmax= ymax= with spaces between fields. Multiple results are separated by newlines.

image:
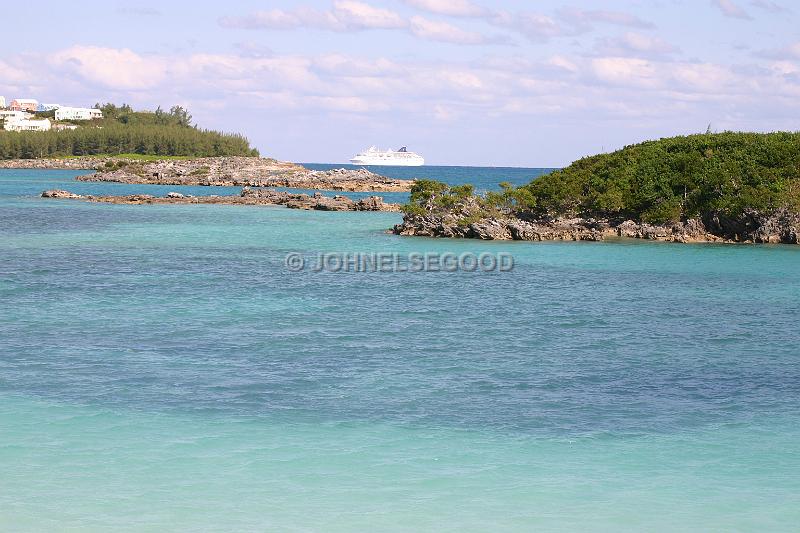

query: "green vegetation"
xmin=406 ymin=132 xmax=800 ymax=223
xmin=91 ymin=103 xmax=193 ymax=128
xmin=0 ymin=103 xmax=258 ymax=159
xmin=189 ymin=166 xmax=211 ymax=176
xmin=60 ymin=153 xmax=194 ymax=161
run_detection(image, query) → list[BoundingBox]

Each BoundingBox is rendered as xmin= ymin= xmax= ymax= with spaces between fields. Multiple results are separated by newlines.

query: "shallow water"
xmin=1 ymin=168 xmax=799 ymax=531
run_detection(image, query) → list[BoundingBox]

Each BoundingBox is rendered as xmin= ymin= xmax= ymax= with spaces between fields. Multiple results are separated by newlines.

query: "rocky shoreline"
xmin=394 ymin=206 xmax=800 ymax=244
xmin=41 ymin=188 xmax=400 ymax=212
xmin=2 ymin=156 xmax=413 ymax=192
xmin=0 ymin=157 xmax=115 ymax=171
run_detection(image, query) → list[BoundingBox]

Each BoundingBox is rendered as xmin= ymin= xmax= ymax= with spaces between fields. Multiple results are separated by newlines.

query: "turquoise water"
xmin=1 ymin=168 xmax=800 ymax=531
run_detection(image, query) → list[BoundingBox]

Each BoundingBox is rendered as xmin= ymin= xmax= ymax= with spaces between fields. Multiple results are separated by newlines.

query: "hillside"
xmin=521 ymin=131 xmax=800 ymax=223
xmin=397 ymin=132 xmax=800 ymax=243
xmin=0 ymin=103 xmax=258 ymax=159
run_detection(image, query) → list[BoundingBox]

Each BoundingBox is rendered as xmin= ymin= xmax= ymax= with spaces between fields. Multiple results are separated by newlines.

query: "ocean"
xmin=1 ymin=166 xmax=799 ymax=531
xmin=303 ymin=163 xmax=554 ymax=192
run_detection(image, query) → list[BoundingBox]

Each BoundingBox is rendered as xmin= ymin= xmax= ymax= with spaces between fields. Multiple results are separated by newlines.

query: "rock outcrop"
xmin=394 ymin=214 xmax=607 ymax=241
xmin=0 ymin=157 xmax=112 ymax=170
xmin=701 ymin=208 xmax=800 ymax=244
xmin=2 ymin=156 xmax=413 ymax=192
xmin=393 ymin=198 xmax=800 ymax=244
xmin=40 ymin=189 xmax=85 ymax=199
xmin=241 ymin=187 xmax=400 ymax=211
xmin=40 ymin=188 xmax=400 ymax=212
xmin=77 ymin=157 xmax=411 ymax=191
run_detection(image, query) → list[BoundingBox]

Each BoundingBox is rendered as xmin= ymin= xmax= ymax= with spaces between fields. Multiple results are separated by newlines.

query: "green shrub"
xmin=402 ymin=132 xmax=800 ymax=223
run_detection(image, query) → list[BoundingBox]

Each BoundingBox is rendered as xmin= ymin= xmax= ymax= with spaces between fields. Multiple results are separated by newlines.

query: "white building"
xmin=0 ymin=96 xmax=6 ymax=109
xmin=3 ymin=117 xmax=52 ymax=132
xmin=0 ymin=110 xmax=33 ymax=121
xmin=55 ymin=107 xmax=103 ymax=121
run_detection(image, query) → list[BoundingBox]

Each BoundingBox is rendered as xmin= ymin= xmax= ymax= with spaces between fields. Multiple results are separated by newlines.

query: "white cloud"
xmin=594 ymin=32 xmax=679 ymax=59
xmin=308 ymin=95 xmax=389 ymax=113
xmin=547 ymin=55 xmax=579 ymax=73
xmin=490 ymin=11 xmax=564 ymax=42
xmin=333 ymin=0 xmax=407 ymax=29
xmin=0 ymin=59 xmax=30 ymax=84
xmin=20 ymin=45 xmax=795 ymax=118
xmin=438 ymin=69 xmax=485 ymax=91
xmin=218 ymin=2 xmax=658 ymax=47
xmin=749 ymin=0 xmax=790 ymax=13
xmin=767 ymin=61 xmax=800 ymax=78
xmin=6 ymin=42 xmax=800 ymax=166
xmin=591 ymin=56 xmax=739 ymax=94
xmin=678 ymin=65 xmax=737 ymax=93
xmin=182 ymin=54 xmax=317 ymax=90
xmin=558 ymin=8 xmax=655 ymax=29
xmin=50 ymin=46 xmax=167 ymax=90
xmin=758 ymin=41 xmax=800 ymax=60
xmin=592 ymin=57 xmax=661 ymax=89
xmin=219 ymin=0 xmax=502 ymax=45
xmin=433 ymin=104 xmax=458 ymax=121
xmin=486 ymin=7 xmax=655 ymax=43
xmin=403 ymin=0 xmax=487 ymax=17
xmin=408 ymin=16 xmax=490 ymax=44
xmin=219 ymin=1 xmax=405 ymax=31
xmin=234 ymin=41 xmax=274 ymax=59
xmin=712 ymin=0 xmax=753 ymax=19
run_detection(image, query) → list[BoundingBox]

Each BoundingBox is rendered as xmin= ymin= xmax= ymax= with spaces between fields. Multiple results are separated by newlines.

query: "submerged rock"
xmin=40 ymin=190 xmax=84 ymax=199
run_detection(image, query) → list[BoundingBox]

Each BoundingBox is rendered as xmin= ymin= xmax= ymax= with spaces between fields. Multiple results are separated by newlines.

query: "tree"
xmin=169 ymin=106 xmax=193 ymax=128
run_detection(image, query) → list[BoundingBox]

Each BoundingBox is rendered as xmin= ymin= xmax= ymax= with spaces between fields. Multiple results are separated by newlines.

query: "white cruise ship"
xmin=350 ymin=146 xmax=424 ymax=166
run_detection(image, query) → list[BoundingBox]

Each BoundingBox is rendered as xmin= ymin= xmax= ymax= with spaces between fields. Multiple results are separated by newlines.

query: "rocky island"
xmin=1 ymin=156 xmax=412 ymax=192
xmin=41 ymin=187 xmax=400 ymax=212
xmin=395 ymin=132 xmax=800 ymax=244
xmin=78 ymin=157 xmax=412 ymax=192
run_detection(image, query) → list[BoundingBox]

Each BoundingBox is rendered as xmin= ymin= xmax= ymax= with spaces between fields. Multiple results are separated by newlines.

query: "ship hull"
xmin=349 ymin=157 xmax=424 ymax=167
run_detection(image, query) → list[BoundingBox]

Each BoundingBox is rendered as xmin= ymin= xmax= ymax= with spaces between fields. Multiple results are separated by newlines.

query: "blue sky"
xmin=2 ymin=0 xmax=799 ymax=166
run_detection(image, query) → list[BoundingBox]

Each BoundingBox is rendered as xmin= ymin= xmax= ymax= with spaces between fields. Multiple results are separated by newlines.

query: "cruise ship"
xmin=350 ymin=146 xmax=424 ymax=166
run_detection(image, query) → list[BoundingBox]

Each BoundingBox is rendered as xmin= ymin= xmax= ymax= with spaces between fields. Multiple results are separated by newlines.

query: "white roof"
xmin=13 ymin=98 xmax=38 ymax=104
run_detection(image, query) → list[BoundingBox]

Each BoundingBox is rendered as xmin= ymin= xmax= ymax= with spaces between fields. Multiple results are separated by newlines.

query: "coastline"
xmin=40 ymin=188 xmax=401 ymax=212
xmin=0 ymin=156 xmax=414 ymax=192
xmin=11 ymin=155 xmax=799 ymax=245
xmin=394 ymin=211 xmax=800 ymax=244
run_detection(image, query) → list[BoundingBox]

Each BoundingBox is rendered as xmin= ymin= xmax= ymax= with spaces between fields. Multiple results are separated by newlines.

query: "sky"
xmin=1 ymin=0 xmax=799 ymax=167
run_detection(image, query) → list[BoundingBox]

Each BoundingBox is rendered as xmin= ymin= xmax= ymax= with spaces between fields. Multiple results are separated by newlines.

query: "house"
xmin=0 ymin=96 xmax=6 ymax=109
xmin=3 ymin=117 xmax=52 ymax=132
xmin=9 ymin=99 xmax=39 ymax=112
xmin=0 ymin=110 xmax=33 ymax=121
xmin=37 ymin=103 xmax=61 ymax=112
xmin=54 ymin=107 xmax=103 ymax=121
